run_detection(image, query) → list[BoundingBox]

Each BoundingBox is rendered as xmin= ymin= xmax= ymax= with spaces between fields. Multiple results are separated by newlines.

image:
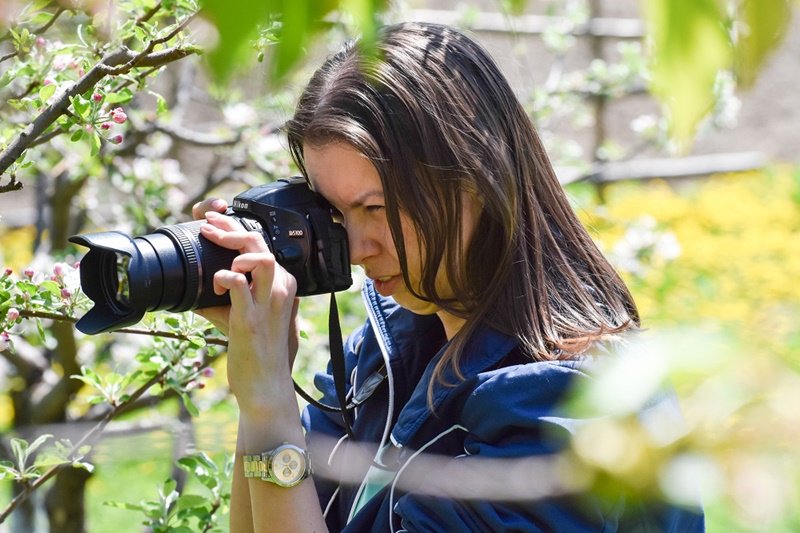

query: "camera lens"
xmin=150 ymin=220 xmax=239 ymax=312
xmin=103 ymin=251 xmax=131 ymax=310
xmin=69 ymin=220 xmax=242 ymax=334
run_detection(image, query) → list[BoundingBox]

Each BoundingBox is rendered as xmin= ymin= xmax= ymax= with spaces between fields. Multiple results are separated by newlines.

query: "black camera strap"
xmin=292 ymin=293 xmax=355 ymax=440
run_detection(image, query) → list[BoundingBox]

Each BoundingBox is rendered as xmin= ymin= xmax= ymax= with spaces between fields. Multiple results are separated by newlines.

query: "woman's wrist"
xmin=236 ymin=381 xmax=302 ymax=430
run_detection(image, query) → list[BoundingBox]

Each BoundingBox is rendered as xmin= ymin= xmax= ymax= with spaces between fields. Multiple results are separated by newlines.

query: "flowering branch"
xmin=0 ymin=23 xmax=200 ymax=183
xmin=0 ymin=6 xmax=69 ymax=65
xmin=15 ymin=309 xmax=228 ymax=347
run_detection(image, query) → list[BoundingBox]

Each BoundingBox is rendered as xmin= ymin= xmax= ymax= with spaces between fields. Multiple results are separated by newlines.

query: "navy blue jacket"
xmin=302 ymin=281 xmax=705 ymax=532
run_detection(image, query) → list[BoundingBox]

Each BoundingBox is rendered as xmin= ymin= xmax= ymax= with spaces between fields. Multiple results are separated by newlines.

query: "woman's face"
xmin=303 ymin=142 xmax=476 ymax=338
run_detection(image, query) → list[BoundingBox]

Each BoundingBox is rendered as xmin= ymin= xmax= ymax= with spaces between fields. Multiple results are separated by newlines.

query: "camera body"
xmin=69 ymin=177 xmax=351 ymax=335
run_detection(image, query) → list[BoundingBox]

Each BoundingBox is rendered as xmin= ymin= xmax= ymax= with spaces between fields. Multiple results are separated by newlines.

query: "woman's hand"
xmin=198 ymin=211 xmax=301 ymax=412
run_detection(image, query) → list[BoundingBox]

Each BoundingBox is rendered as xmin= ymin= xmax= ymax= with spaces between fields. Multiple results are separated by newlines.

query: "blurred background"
xmin=1 ymin=0 xmax=798 ymax=531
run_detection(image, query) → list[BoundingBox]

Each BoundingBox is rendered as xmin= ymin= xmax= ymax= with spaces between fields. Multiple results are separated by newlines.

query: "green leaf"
xmin=338 ymin=0 xmax=384 ymax=54
xmin=26 ymin=434 xmax=53 ymax=456
xmin=38 ymin=280 xmax=61 ymax=297
xmin=72 ymin=460 xmax=95 ymax=472
xmin=176 ymin=494 xmax=208 ymax=510
xmin=38 ymin=84 xmax=56 ymax=103
xmin=0 ymin=70 xmax=14 ymax=88
xmin=103 ymin=500 xmax=145 ymax=511
xmin=199 ymin=0 xmax=274 ymax=83
xmin=91 ymin=131 xmax=102 ymax=156
xmin=169 ymin=527 xmax=195 ymax=533
xmin=187 ymin=335 xmax=206 ymax=348
xmin=180 ymin=392 xmax=200 ymax=416
xmin=734 ymin=0 xmax=791 ymax=87
xmin=149 ymin=91 xmax=169 ymax=116
xmin=643 ymin=0 xmax=732 ymax=149
xmin=105 ymin=88 xmax=134 ymax=105
xmin=70 ymin=95 xmax=91 ymax=120
xmin=11 ymin=438 xmax=27 ymax=467
xmin=500 ymin=0 xmax=527 ymax=16
xmin=36 ymin=318 xmax=46 ymax=342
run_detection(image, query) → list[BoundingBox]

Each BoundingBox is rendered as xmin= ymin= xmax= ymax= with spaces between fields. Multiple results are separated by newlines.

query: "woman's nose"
xmin=346 ymin=225 xmax=379 ymax=266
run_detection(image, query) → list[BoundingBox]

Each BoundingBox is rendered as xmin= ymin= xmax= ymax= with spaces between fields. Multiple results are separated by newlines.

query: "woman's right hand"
xmin=191 ymin=197 xmax=232 ymax=335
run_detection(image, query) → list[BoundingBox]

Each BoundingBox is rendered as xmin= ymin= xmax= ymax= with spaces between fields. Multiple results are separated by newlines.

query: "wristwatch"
xmin=243 ymin=443 xmax=311 ymax=487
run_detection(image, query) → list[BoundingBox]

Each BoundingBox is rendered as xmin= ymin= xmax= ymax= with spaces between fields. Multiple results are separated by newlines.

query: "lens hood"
xmin=69 ymin=231 xmax=159 ymax=334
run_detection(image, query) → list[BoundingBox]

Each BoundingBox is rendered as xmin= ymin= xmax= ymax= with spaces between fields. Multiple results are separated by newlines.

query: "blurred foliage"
xmin=575 ymin=166 xmax=800 ymax=364
xmin=642 ymin=0 xmax=795 ymax=148
xmin=0 ymin=0 xmax=797 ymax=529
xmin=565 ymin=165 xmax=800 ymax=530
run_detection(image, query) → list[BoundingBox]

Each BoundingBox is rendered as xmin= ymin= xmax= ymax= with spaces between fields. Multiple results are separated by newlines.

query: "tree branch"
xmin=17 ymin=310 xmax=228 ymax=347
xmin=0 ymin=6 xmax=69 ymax=64
xmin=136 ymin=1 xmax=163 ymax=26
xmin=149 ymin=121 xmax=241 ymax=146
xmin=0 ymin=42 xmax=200 ymax=180
xmin=0 ymin=174 xmax=23 ymax=193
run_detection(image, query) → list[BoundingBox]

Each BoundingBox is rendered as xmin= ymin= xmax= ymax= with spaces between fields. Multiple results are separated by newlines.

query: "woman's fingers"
xmin=200 ymin=213 xmax=269 ymax=253
xmin=211 ymin=251 xmax=296 ymax=309
xmin=228 ymin=253 xmax=297 ymax=302
xmin=192 ymin=197 xmax=228 ymax=220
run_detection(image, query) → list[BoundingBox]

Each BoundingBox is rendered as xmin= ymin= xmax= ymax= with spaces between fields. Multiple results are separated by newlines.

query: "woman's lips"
xmin=372 ymin=275 xmax=401 ymax=296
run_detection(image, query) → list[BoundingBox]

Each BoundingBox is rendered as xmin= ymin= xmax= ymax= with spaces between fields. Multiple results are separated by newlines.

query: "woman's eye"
xmin=366 ymin=205 xmax=384 ymax=213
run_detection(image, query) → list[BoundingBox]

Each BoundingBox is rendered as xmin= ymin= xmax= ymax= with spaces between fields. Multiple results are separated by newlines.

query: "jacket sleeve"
xmin=392 ymin=362 xmax=705 ymax=532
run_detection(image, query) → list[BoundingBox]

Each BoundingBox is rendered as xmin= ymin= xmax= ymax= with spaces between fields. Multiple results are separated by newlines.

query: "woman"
xmin=194 ymin=21 xmax=704 ymax=532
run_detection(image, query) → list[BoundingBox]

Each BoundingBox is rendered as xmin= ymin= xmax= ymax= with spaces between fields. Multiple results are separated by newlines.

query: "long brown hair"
xmin=285 ymin=22 xmax=639 ymax=387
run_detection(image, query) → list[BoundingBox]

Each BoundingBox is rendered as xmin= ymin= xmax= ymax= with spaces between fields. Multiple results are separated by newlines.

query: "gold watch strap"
xmin=243 ymin=454 xmax=267 ymax=479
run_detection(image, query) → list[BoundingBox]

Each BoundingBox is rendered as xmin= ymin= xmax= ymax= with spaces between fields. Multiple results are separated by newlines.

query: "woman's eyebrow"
xmin=346 ymin=190 xmax=384 ymax=208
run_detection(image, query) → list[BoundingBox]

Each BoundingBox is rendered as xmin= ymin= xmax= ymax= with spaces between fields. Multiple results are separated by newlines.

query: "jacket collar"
xmin=361 ymin=281 xmax=518 ymax=447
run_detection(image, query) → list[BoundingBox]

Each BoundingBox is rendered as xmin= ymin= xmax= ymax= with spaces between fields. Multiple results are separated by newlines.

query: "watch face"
xmin=270 ymin=446 xmax=306 ymax=486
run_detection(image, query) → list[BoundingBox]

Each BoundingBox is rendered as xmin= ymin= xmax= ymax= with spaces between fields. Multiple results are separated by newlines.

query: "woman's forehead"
xmin=303 ymin=142 xmax=384 ymax=205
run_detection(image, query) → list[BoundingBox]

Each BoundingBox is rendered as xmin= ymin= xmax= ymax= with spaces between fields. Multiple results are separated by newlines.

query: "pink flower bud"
xmin=0 ymin=332 xmax=9 ymax=351
xmin=36 ymin=37 xmax=46 ymax=47
xmin=111 ymin=108 xmax=127 ymax=124
xmin=202 ymin=367 xmax=215 ymax=378
xmin=43 ymin=78 xmax=55 ymax=86
xmin=100 ymin=122 xmax=111 ymax=130
xmin=3 ymin=268 xmax=11 ymax=277
xmin=23 ymin=267 xmax=34 ymax=278
xmin=92 ymin=92 xmax=103 ymax=102
xmin=53 ymin=263 xmax=66 ymax=277
xmin=110 ymin=134 xmax=123 ymax=144
xmin=61 ymin=288 xmax=72 ymax=299
xmin=6 ymin=308 xmax=20 ymax=322
xmin=73 ymin=261 xmax=81 ymax=269
xmin=185 ymin=380 xmax=198 ymax=391
xmin=85 ymin=124 xmax=94 ymax=132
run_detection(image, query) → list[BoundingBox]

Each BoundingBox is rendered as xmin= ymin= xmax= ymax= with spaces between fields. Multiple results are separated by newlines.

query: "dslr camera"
xmin=70 ymin=177 xmax=351 ymax=335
